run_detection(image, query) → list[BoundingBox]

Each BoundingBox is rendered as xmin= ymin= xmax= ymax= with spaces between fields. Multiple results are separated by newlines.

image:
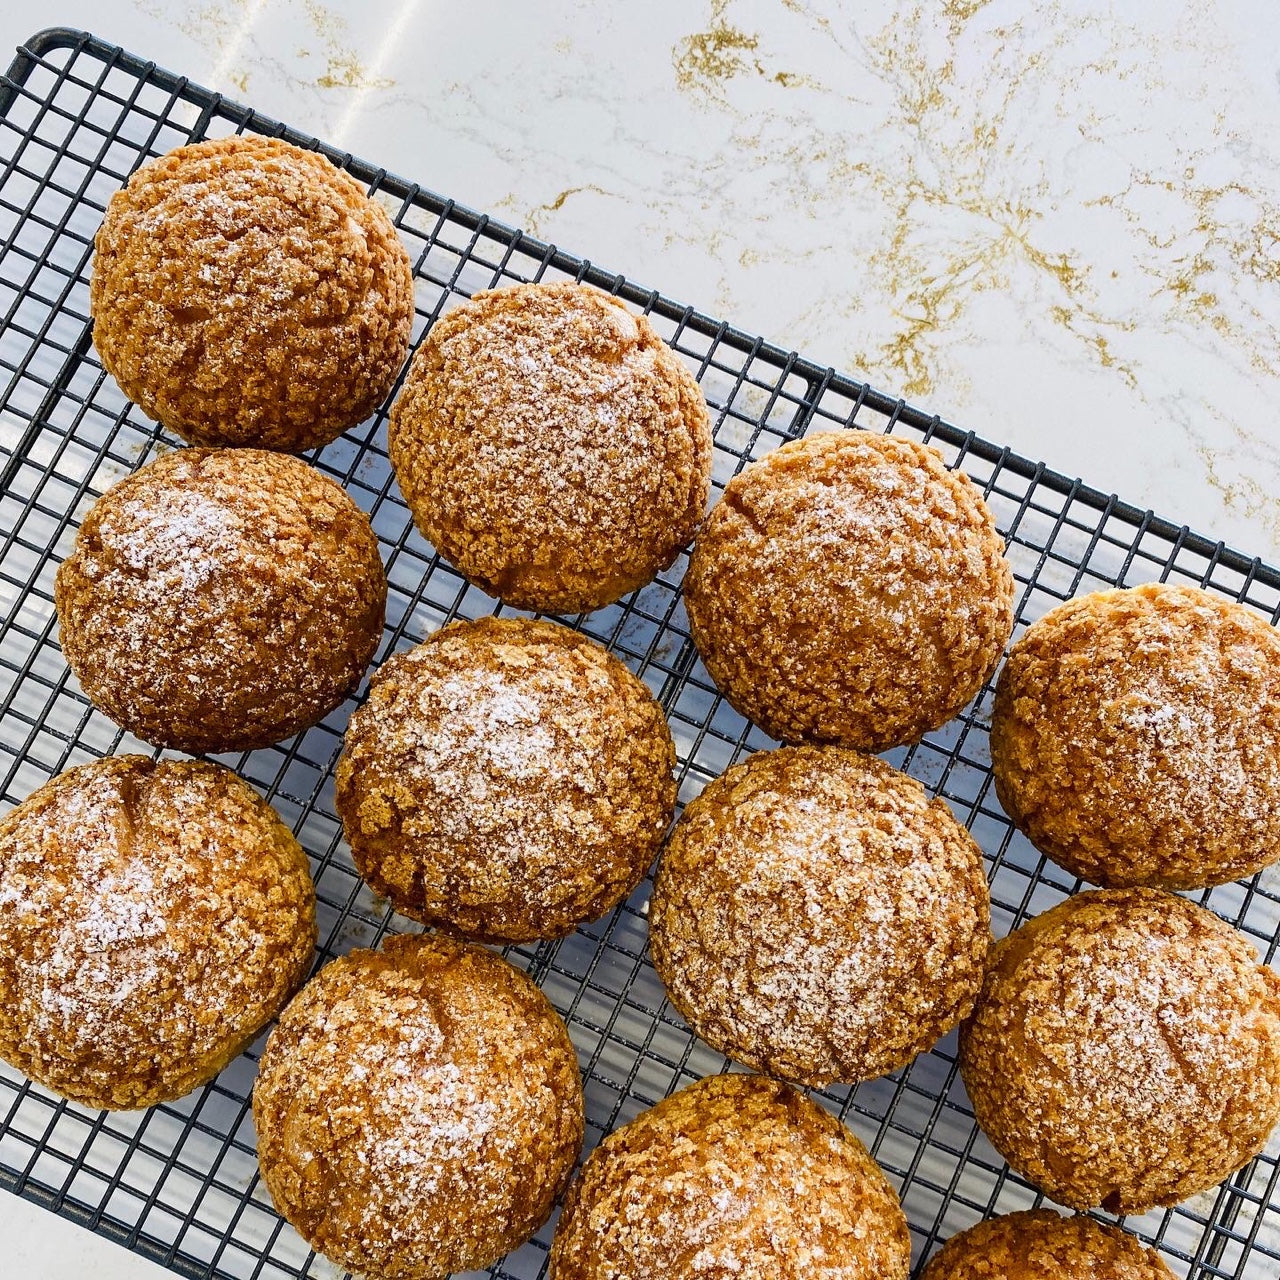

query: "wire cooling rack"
xmin=2 ymin=25 xmax=1279 ymax=1280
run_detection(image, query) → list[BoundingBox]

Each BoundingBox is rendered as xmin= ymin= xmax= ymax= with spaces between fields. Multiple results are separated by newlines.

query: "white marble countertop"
xmin=2 ymin=1 xmax=1279 ymax=1276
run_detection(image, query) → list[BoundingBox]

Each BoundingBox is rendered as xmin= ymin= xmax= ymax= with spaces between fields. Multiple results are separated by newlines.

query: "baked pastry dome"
xmin=920 ymin=1209 xmax=1173 ymax=1279
xmin=0 ymin=755 xmax=315 ymax=1109
xmin=254 ymin=933 xmax=584 ymax=1280
xmin=336 ymin=616 xmax=675 ymax=942
xmin=991 ymin=582 xmax=1280 ymax=889
xmin=388 ymin=281 xmax=712 ymax=613
xmin=55 ymin=447 xmax=386 ymax=754
xmin=550 ymin=1072 xmax=910 ymax=1280
xmin=958 ymin=888 xmax=1280 ymax=1213
xmin=684 ymin=430 xmax=1013 ymax=750
xmin=91 ymin=134 xmax=414 ymax=450
xmin=650 ymin=745 xmax=990 ymax=1085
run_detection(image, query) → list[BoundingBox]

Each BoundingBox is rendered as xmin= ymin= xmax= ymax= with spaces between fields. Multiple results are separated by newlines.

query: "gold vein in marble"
xmin=518 ymin=185 xmax=616 ymax=238
xmin=674 ymin=0 xmax=816 ymax=97
xmin=139 ymin=0 xmax=395 ymax=93
xmin=1194 ymin=433 xmax=1280 ymax=552
xmin=139 ymin=0 xmax=254 ymax=60
xmin=304 ymin=0 xmax=394 ymax=89
xmin=674 ymin=1 xmax=758 ymax=92
xmin=837 ymin=1 xmax=1147 ymax=397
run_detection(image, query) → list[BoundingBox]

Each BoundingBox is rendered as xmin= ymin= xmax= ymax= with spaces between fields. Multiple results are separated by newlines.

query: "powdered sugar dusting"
xmin=346 ymin=1026 xmax=501 ymax=1211
xmin=747 ymin=801 xmax=941 ymax=1044
xmin=1096 ymin=604 xmax=1270 ymax=827
xmin=1 ymin=769 xmax=183 ymax=1060
xmin=651 ymin=746 xmax=989 ymax=1085
xmin=337 ymin=618 xmax=676 ymax=941
xmin=994 ymin=583 xmax=1280 ymax=887
xmin=961 ymin=888 xmax=1280 ymax=1212
xmin=147 ymin=169 xmax=328 ymax=327
xmin=252 ymin=937 xmax=583 ymax=1277
xmin=104 ymin=482 xmax=245 ymax=599
xmin=62 ymin=452 xmax=260 ymax=686
xmin=55 ymin=447 xmax=386 ymax=754
xmin=450 ymin=304 xmax=665 ymax=535
xmin=1049 ymin=925 xmax=1238 ymax=1121
xmin=424 ymin=670 xmax=557 ymax=789
xmin=400 ymin=659 xmax=593 ymax=858
xmin=790 ymin=441 xmax=983 ymax=631
xmin=389 ymin=281 xmax=712 ymax=613
xmin=0 ymin=756 xmax=316 ymax=1108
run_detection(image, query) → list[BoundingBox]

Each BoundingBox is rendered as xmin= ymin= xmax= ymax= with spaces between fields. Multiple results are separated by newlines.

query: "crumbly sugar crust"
xmin=920 ymin=1209 xmax=1173 ymax=1279
xmin=991 ymin=582 xmax=1280 ymax=888
xmin=336 ymin=616 xmax=676 ymax=942
xmin=550 ymin=1072 xmax=911 ymax=1280
xmin=0 ymin=755 xmax=316 ymax=1109
xmin=958 ymin=888 xmax=1280 ymax=1213
xmin=650 ymin=745 xmax=990 ymax=1085
xmin=388 ymin=281 xmax=712 ymax=613
xmin=90 ymin=134 xmax=414 ymax=450
xmin=55 ymin=447 xmax=386 ymax=754
xmin=684 ymin=430 xmax=1014 ymax=751
xmin=253 ymin=934 xmax=584 ymax=1280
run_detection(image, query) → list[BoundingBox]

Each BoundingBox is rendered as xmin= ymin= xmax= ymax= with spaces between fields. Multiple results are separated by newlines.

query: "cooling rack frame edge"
xmin=2 ymin=21 xmax=1280 ymax=1280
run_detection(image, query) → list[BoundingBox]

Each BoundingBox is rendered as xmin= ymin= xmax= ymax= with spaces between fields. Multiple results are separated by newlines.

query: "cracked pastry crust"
xmin=388 ymin=281 xmax=712 ymax=614
xmin=649 ymin=745 xmax=990 ymax=1086
xmin=91 ymin=134 xmax=414 ymax=450
xmin=684 ymin=430 xmax=1014 ymax=750
xmin=335 ymin=616 xmax=676 ymax=942
xmin=921 ymin=1209 xmax=1173 ymax=1279
xmin=0 ymin=755 xmax=316 ymax=1110
xmin=991 ymin=582 xmax=1280 ymax=889
xmin=550 ymin=1072 xmax=911 ymax=1280
xmin=54 ymin=447 xmax=387 ymax=754
xmin=958 ymin=888 xmax=1280 ymax=1214
xmin=253 ymin=933 xmax=584 ymax=1280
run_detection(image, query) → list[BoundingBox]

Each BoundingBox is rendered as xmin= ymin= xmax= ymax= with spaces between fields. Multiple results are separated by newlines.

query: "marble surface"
xmin=1 ymin=2 xmax=1279 ymax=1276
xmin=5 ymin=0 xmax=1280 ymax=564
xmin=0 ymin=1189 xmax=171 ymax=1278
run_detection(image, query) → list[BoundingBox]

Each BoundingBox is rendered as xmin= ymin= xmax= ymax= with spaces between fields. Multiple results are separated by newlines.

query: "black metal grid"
xmin=1 ymin=24 xmax=1278 ymax=1280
